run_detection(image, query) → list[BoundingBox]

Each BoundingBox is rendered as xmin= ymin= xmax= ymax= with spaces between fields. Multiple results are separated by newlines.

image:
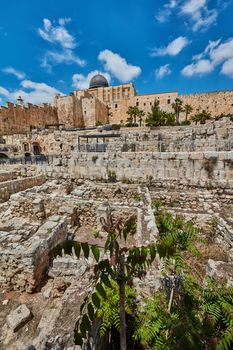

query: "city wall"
xmin=0 ymin=102 xmax=58 ymax=135
xmin=180 ymin=90 xmax=233 ymax=119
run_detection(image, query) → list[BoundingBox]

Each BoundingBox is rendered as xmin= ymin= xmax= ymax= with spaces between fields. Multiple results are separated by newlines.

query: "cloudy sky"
xmin=0 ymin=0 xmax=232 ymax=105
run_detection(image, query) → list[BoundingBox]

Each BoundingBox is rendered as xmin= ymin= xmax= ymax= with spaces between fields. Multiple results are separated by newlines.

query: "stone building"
xmin=74 ymin=74 xmax=178 ymax=124
xmin=1 ymin=74 xmax=233 ymax=136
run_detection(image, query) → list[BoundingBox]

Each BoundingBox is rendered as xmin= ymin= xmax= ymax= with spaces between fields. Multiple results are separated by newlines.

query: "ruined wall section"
xmin=181 ymin=90 xmax=233 ymax=120
xmin=0 ymin=102 xmax=58 ymax=135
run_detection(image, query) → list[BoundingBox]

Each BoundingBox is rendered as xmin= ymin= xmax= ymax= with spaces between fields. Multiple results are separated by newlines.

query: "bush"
xmin=111 ymin=124 xmax=121 ymax=130
xmin=180 ymin=120 xmax=191 ymax=126
xmin=125 ymin=122 xmax=138 ymax=127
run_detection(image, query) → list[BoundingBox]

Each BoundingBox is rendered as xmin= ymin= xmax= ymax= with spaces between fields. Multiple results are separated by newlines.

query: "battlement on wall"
xmin=181 ymin=89 xmax=233 ymax=98
xmin=0 ymin=99 xmax=59 ymax=136
xmin=0 ymin=101 xmax=56 ymax=112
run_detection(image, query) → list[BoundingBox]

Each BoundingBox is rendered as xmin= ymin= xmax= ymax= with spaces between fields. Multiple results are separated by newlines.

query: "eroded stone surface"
xmin=6 ymin=304 xmax=32 ymax=332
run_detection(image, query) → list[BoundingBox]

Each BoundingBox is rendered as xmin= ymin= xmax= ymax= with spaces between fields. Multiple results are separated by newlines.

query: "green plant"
xmin=107 ymin=170 xmax=117 ymax=182
xmin=111 ymin=124 xmax=121 ymax=130
xmin=97 ymin=281 xmax=136 ymax=337
xmin=192 ymin=110 xmax=212 ymax=124
xmin=134 ymin=211 xmax=233 ymax=350
xmin=133 ymin=192 xmax=143 ymax=202
xmin=127 ymin=105 xmax=145 ymax=126
xmin=96 ymin=121 xmax=103 ymax=126
xmin=172 ymin=98 xmax=183 ymax=125
xmin=146 ymin=100 xmax=176 ymax=127
xmin=92 ymin=155 xmax=98 ymax=163
xmin=92 ymin=229 xmax=101 ymax=238
xmin=184 ymin=103 xmax=193 ymax=121
xmin=52 ymin=213 xmax=157 ymax=349
xmin=152 ymin=199 xmax=162 ymax=211
xmin=180 ymin=120 xmax=191 ymax=126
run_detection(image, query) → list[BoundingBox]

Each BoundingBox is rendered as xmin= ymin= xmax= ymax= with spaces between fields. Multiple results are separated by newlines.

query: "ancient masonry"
xmin=0 ymin=114 xmax=233 ymax=349
xmin=0 ymin=75 xmax=233 ymax=350
xmin=1 ymin=74 xmax=233 ymax=135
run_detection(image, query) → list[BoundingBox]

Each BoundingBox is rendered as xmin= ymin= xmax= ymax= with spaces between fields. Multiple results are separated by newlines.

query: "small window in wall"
xmin=136 ymin=102 xmax=139 ymax=106
xmin=23 ymin=143 xmax=29 ymax=152
xmin=115 ymin=104 xmax=118 ymax=108
xmin=144 ymin=102 xmax=146 ymax=106
xmin=150 ymin=102 xmax=152 ymax=106
xmin=84 ymin=111 xmax=86 ymax=115
xmin=167 ymin=99 xmax=171 ymax=104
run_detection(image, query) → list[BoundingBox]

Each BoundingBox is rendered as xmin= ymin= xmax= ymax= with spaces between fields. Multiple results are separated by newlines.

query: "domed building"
xmin=89 ymin=74 xmax=109 ymax=89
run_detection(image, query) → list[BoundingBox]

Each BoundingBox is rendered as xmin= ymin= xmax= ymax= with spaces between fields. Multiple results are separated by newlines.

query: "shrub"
xmin=180 ymin=120 xmax=191 ymax=126
xmin=92 ymin=155 xmax=98 ymax=163
xmin=111 ymin=124 xmax=121 ymax=130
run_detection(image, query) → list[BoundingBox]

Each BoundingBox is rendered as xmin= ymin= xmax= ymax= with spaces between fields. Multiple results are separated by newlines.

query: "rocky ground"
xmin=0 ymin=175 xmax=233 ymax=350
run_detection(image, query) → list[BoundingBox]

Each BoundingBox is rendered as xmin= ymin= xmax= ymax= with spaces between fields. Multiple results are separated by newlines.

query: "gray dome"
xmin=89 ymin=74 xmax=109 ymax=89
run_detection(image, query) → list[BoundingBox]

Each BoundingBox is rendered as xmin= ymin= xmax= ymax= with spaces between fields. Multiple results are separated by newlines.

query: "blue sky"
xmin=0 ymin=0 xmax=233 ymax=105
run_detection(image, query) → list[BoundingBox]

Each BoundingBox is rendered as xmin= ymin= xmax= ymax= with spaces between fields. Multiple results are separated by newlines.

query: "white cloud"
xmin=192 ymin=39 xmax=221 ymax=60
xmin=181 ymin=0 xmax=218 ymax=31
xmin=0 ymin=86 xmax=10 ymax=97
xmin=42 ymin=50 xmax=86 ymax=72
xmin=155 ymin=64 xmax=171 ymax=79
xmin=151 ymin=36 xmax=190 ymax=57
xmin=38 ymin=18 xmax=85 ymax=71
xmin=72 ymin=70 xmax=111 ymax=90
xmin=0 ymin=80 xmax=61 ymax=105
xmin=98 ymin=50 xmax=141 ymax=82
xmin=221 ymin=58 xmax=233 ymax=78
xmin=210 ymin=38 xmax=233 ymax=65
xmin=2 ymin=67 xmax=26 ymax=80
xmin=156 ymin=0 xmax=219 ymax=32
xmin=181 ymin=0 xmax=205 ymax=14
xmin=58 ymin=17 xmax=72 ymax=26
xmin=182 ymin=59 xmax=214 ymax=76
xmin=155 ymin=0 xmax=178 ymax=23
xmin=182 ymin=37 xmax=233 ymax=79
xmin=38 ymin=18 xmax=76 ymax=49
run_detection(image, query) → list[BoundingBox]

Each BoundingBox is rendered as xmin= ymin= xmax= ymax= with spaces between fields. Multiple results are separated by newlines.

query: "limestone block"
xmin=206 ymin=259 xmax=233 ymax=287
xmin=188 ymin=152 xmax=204 ymax=160
xmin=6 ymin=304 xmax=32 ymax=332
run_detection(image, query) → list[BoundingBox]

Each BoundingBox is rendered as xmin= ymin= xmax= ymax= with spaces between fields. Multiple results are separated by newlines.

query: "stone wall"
xmin=181 ymin=90 xmax=233 ymax=120
xmin=53 ymin=94 xmax=84 ymax=129
xmin=0 ymin=171 xmax=17 ymax=182
xmin=0 ymin=175 xmax=46 ymax=202
xmin=0 ymin=102 xmax=58 ymax=135
xmin=73 ymin=151 xmax=233 ymax=184
xmin=0 ymin=215 xmax=68 ymax=292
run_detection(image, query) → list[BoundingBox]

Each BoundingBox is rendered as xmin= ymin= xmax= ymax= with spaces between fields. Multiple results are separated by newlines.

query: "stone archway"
xmin=32 ymin=142 xmax=41 ymax=155
xmin=0 ymin=153 xmax=9 ymax=162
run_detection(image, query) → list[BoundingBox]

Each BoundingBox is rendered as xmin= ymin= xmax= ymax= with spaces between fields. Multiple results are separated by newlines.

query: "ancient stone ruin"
xmin=0 ymin=117 xmax=233 ymax=349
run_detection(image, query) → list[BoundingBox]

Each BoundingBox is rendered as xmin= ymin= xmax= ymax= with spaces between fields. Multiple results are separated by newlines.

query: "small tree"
xmin=172 ymin=98 xmax=183 ymax=125
xmin=138 ymin=109 xmax=145 ymax=127
xmin=146 ymin=100 xmax=175 ymax=127
xmin=53 ymin=214 xmax=156 ymax=349
xmin=184 ymin=104 xmax=193 ymax=121
xmin=126 ymin=106 xmax=144 ymax=126
xmin=191 ymin=110 xmax=212 ymax=124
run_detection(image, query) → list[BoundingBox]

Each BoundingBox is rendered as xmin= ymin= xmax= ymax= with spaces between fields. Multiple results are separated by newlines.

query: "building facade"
xmin=1 ymin=74 xmax=233 ymax=136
